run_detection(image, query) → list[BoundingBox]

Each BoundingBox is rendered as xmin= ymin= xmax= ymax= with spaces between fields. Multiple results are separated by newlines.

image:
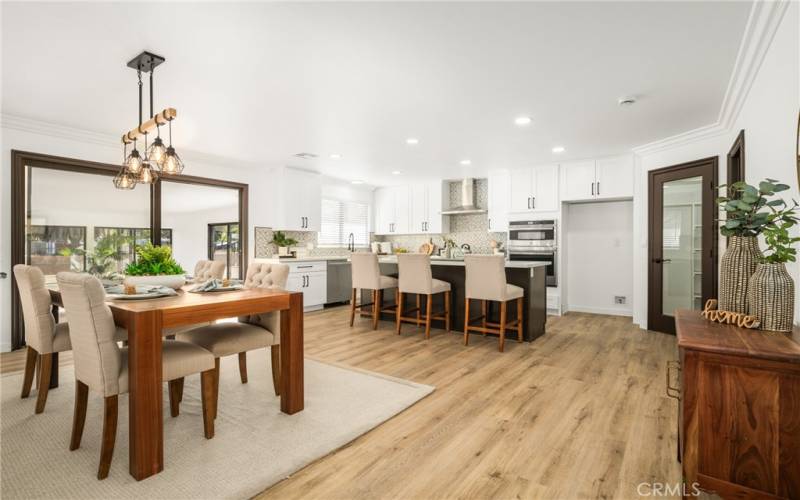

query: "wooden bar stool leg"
xmin=349 ymin=288 xmax=357 ymax=327
xmin=464 ymin=298 xmax=470 ymax=345
xmin=517 ymin=297 xmax=524 ymax=342
xmin=425 ymin=294 xmax=433 ymax=339
xmin=445 ymin=291 xmax=451 ymax=332
xmin=396 ymin=291 xmax=404 ymax=335
xmin=481 ymin=300 xmax=487 ymax=335
xmin=373 ymin=290 xmax=381 ymax=329
xmin=499 ymin=302 xmax=507 ymax=352
xmin=416 ymin=294 xmax=421 ymax=327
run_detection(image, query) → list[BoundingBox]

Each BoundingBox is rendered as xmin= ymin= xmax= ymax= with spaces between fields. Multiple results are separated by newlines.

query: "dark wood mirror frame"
xmin=10 ymin=150 xmax=249 ymax=351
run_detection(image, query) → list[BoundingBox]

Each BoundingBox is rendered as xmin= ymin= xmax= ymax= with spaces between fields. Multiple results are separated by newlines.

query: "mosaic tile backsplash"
xmin=254 ymin=178 xmax=506 ymax=258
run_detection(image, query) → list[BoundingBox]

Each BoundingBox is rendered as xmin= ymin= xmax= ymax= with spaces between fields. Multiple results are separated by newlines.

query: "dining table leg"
xmin=280 ymin=292 xmax=304 ymax=414
xmin=126 ymin=310 xmax=164 ymax=480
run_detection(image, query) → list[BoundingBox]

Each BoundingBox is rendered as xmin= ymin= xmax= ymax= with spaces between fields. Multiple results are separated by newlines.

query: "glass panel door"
xmin=661 ymin=176 xmax=703 ymax=315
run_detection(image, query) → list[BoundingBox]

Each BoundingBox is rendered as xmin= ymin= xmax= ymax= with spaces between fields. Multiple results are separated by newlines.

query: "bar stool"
xmin=350 ymin=253 xmax=398 ymax=329
xmin=396 ymin=253 xmax=451 ymax=338
xmin=463 ymin=254 xmax=523 ymax=352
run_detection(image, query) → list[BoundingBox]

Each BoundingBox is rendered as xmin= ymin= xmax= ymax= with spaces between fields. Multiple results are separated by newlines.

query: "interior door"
xmin=648 ymin=158 xmax=717 ymax=334
xmin=510 ymin=168 xmax=533 ymax=211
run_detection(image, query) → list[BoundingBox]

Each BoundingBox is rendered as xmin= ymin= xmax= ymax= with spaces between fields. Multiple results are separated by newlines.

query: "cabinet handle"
xmin=532 ymin=196 xmax=535 ymax=209
xmin=597 ymin=182 xmax=600 ymax=196
xmin=527 ymin=197 xmax=531 ymax=209
xmin=665 ymin=361 xmax=681 ymax=400
xmin=591 ymin=182 xmax=594 ymax=196
xmin=297 ymin=265 xmax=313 ymax=269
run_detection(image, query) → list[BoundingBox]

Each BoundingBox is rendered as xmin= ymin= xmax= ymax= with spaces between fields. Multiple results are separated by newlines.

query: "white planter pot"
xmin=124 ymin=274 xmax=186 ymax=290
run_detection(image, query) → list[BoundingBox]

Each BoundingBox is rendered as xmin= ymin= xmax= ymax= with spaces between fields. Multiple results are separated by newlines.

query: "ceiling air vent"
xmin=293 ymin=152 xmax=318 ymax=160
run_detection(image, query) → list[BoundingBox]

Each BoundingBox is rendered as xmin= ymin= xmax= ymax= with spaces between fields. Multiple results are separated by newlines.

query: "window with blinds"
xmin=318 ymin=198 xmax=370 ymax=248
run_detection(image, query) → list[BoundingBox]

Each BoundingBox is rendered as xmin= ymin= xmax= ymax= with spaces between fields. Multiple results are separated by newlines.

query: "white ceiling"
xmin=2 ymin=1 xmax=752 ymax=186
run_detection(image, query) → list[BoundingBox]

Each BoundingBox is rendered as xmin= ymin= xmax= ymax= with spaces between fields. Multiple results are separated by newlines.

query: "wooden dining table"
xmin=49 ymin=285 xmax=304 ymax=481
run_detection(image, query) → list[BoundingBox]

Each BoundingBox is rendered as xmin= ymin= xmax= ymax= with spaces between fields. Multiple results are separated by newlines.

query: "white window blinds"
xmin=318 ymin=198 xmax=370 ymax=248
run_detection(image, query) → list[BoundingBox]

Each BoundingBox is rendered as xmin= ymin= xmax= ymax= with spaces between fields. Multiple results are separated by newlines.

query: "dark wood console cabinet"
xmin=674 ymin=309 xmax=800 ymax=499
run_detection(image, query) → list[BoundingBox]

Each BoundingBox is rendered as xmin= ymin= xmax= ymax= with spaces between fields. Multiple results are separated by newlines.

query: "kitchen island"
xmin=361 ymin=256 xmax=548 ymax=342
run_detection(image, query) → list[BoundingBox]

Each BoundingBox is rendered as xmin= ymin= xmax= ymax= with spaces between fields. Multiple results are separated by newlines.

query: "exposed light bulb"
xmin=126 ymin=149 xmax=143 ymax=173
xmin=136 ymin=163 xmax=158 ymax=184
xmin=147 ymin=137 xmax=167 ymax=166
xmin=161 ymin=147 xmax=185 ymax=175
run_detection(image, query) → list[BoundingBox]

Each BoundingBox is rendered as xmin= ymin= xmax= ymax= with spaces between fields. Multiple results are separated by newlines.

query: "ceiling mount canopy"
xmin=114 ymin=50 xmax=184 ymax=190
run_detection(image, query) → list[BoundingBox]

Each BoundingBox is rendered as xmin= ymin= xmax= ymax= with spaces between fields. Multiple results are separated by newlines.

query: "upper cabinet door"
xmin=595 ymin=155 xmax=634 ymax=200
xmin=532 ymin=164 xmax=559 ymax=211
xmin=424 ymin=181 xmax=446 ymax=234
xmin=409 ymin=184 xmax=428 ymax=234
xmin=509 ymin=168 xmax=534 ymax=212
xmin=488 ymin=170 xmax=510 ymax=232
xmin=560 ymin=160 xmax=596 ymax=202
xmin=374 ymin=187 xmax=395 ymax=235
xmin=282 ymin=168 xmax=322 ymax=231
xmin=393 ymin=185 xmax=411 ymax=234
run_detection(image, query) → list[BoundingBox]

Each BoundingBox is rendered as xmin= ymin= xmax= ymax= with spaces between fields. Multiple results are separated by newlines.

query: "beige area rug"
xmin=0 ymin=354 xmax=434 ymax=499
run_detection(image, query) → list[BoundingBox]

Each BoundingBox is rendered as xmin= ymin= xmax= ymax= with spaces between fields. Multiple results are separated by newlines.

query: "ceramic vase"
xmin=719 ymin=236 xmax=763 ymax=314
xmin=747 ymin=262 xmax=795 ymax=332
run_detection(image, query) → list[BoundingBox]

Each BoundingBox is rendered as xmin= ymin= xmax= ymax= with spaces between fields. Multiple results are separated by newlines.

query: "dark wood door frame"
xmin=10 ymin=150 xmax=249 ymax=350
xmin=647 ymin=157 xmax=718 ymax=334
xmin=727 ymin=129 xmax=745 ymax=192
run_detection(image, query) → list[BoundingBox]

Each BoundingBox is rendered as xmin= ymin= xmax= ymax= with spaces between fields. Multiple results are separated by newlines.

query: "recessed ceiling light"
xmin=391 ymin=170 xmax=402 ymax=175
xmin=329 ymin=153 xmax=342 ymax=159
xmin=351 ymin=180 xmax=364 ymax=185
xmin=460 ymin=159 xmax=472 ymax=165
xmin=618 ymin=96 xmax=636 ymax=106
xmin=514 ymin=116 xmax=532 ymax=126
xmin=405 ymin=138 xmax=419 ymax=145
xmin=552 ymin=146 xmax=565 ymax=153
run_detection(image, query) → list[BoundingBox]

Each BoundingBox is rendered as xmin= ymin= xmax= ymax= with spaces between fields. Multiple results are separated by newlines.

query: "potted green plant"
xmin=716 ymin=179 xmax=790 ymax=313
xmin=747 ymin=197 xmax=799 ymax=331
xmin=270 ymin=230 xmax=298 ymax=256
xmin=123 ymin=242 xmax=187 ymax=289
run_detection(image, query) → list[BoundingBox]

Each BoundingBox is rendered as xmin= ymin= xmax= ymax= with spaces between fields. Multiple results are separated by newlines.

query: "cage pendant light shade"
xmin=125 ymin=148 xmax=144 ymax=174
xmin=161 ymin=146 xmax=184 ymax=175
xmin=113 ymin=167 xmax=137 ymax=190
xmin=136 ymin=162 xmax=158 ymax=184
xmin=147 ymin=136 xmax=167 ymax=167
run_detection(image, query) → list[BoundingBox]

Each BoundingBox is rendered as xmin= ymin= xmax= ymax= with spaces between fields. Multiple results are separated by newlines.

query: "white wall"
xmin=163 ymin=205 xmax=239 ymax=275
xmin=565 ymin=200 xmax=633 ymax=316
xmin=632 ymin=2 xmax=800 ymax=328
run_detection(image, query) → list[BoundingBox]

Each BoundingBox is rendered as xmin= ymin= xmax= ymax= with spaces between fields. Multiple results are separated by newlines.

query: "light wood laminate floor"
xmin=1 ymin=307 xmax=681 ymax=499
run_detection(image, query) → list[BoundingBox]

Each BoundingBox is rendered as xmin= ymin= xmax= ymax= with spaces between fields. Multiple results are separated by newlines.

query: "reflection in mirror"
xmin=160 ymin=182 xmax=240 ymax=279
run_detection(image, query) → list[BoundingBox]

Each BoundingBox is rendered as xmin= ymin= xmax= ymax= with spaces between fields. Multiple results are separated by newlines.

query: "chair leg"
xmin=446 ymin=291 xmax=452 ymax=331
xmin=416 ymin=294 xmax=421 ymax=326
xmin=35 ymin=353 xmax=53 ymax=414
xmin=373 ymin=289 xmax=382 ymax=330
xmin=21 ymin=346 xmax=37 ymax=398
xmin=271 ymin=345 xmax=281 ymax=396
xmin=69 ymin=380 xmax=89 ymax=451
xmin=238 ymin=352 xmax=248 ymax=384
xmin=212 ymin=358 xmax=220 ymax=419
xmin=168 ymin=379 xmax=183 ymax=418
xmin=499 ymin=302 xmax=507 ymax=352
xmin=97 ymin=395 xmax=118 ymax=480
xmin=396 ymin=291 xmax=404 ymax=335
xmin=200 ymin=370 xmax=216 ymax=439
xmin=464 ymin=298 xmax=470 ymax=345
xmin=176 ymin=376 xmax=184 ymax=402
xmin=349 ymin=288 xmax=357 ymax=327
xmin=425 ymin=294 xmax=433 ymax=339
xmin=517 ymin=297 xmax=524 ymax=342
xmin=481 ymin=300 xmax=488 ymax=335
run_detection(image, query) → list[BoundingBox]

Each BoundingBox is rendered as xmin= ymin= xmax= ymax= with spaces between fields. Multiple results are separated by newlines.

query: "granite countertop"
xmin=255 ymin=256 xmax=349 ymax=263
xmin=377 ymin=255 xmax=548 ymax=269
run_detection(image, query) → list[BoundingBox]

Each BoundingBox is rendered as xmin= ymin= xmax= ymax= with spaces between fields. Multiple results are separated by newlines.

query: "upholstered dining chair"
xmin=463 ymin=254 xmax=523 ymax=352
xmin=13 ymin=264 xmax=127 ymax=414
xmin=56 ymin=272 xmax=217 ymax=480
xmin=396 ymin=254 xmax=451 ymax=338
xmin=177 ymin=262 xmax=289 ymax=416
xmin=194 ymin=260 xmax=226 ymax=281
xmin=349 ymin=252 xmax=399 ymax=329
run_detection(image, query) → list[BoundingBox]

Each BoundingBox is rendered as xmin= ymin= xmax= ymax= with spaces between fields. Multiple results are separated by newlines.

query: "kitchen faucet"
xmin=347 ymin=232 xmax=355 ymax=252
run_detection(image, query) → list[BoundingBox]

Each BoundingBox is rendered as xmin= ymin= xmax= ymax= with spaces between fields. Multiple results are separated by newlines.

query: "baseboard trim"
xmin=564 ymin=306 xmax=632 ymax=317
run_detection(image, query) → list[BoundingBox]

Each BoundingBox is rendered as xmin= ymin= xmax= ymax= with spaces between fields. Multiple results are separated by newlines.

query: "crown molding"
xmin=1 ymin=113 xmax=265 ymax=170
xmin=633 ymin=0 xmax=790 ymax=156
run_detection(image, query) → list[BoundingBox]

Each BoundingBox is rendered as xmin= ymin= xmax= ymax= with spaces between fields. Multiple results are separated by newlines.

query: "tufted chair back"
xmin=243 ymin=262 xmax=289 ymax=289
xmin=56 ymin=272 xmax=123 ymax=396
xmin=194 ymin=260 xmax=226 ymax=281
xmin=13 ymin=264 xmax=58 ymax=353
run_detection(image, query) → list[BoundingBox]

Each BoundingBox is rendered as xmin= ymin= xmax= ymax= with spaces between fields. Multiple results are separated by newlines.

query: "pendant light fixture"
xmin=114 ymin=51 xmax=183 ymax=189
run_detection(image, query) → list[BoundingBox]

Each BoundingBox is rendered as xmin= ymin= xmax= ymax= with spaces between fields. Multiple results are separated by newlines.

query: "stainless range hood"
xmin=440 ymin=178 xmax=487 ymax=215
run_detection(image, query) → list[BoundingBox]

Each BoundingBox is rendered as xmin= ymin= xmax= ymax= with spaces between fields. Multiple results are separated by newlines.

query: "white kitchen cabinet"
xmin=285 ymin=261 xmax=327 ymax=311
xmin=374 ymin=185 xmax=410 ymax=235
xmin=560 ymin=156 xmax=633 ymax=202
xmin=488 ymin=170 xmax=510 ymax=232
xmin=393 ymin=185 xmax=410 ymax=234
xmin=410 ymin=181 xmax=448 ymax=234
xmin=508 ymin=164 xmax=559 ymax=212
xmin=277 ymin=168 xmax=322 ymax=231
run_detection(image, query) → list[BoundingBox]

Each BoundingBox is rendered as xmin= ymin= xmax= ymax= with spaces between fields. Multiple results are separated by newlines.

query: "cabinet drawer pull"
xmin=665 ymin=360 xmax=681 ymax=400
xmin=297 ymin=265 xmax=313 ymax=269
xmin=591 ymin=182 xmax=594 ymax=196
xmin=596 ymin=182 xmax=600 ymax=196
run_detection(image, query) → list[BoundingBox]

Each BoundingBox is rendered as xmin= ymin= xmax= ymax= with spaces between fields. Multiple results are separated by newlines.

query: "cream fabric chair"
xmin=178 ymin=262 xmax=289 ymax=414
xmin=56 ymin=272 xmax=216 ymax=480
xmin=349 ymin=253 xmax=399 ymax=329
xmin=194 ymin=260 xmax=226 ymax=281
xmin=13 ymin=264 xmax=126 ymax=414
xmin=396 ymin=254 xmax=451 ymax=338
xmin=463 ymin=255 xmax=523 ymax=352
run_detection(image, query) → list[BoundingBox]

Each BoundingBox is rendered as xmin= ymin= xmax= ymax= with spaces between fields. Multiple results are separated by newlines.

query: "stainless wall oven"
xmin=508 ymin=220 xmax=557 ymax=287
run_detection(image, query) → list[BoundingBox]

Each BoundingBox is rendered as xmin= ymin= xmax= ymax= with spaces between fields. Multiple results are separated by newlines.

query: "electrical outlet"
xmin=614 ymin=296 xmax=626 ymax=305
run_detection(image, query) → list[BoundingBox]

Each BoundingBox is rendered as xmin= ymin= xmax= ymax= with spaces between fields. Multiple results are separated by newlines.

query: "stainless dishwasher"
xmin=326 ymin=260 xmax=352 ymax=305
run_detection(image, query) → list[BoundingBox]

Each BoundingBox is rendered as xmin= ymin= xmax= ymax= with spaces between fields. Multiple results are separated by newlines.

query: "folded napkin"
xmin=189 ymin=278 xmax=243 ymax=293
xmin=105 ymin=284 xmax=178 ymax=297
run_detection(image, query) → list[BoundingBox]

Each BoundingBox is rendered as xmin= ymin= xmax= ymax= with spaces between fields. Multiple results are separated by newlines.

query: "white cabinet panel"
xmin=287 ymin=262 xmax=327 ymax=310
xmin=560 ymin=161 xmax=596 ymax=202
xmin=280 ymin=168 xmax=322 ymax=231
xmin=532 ymin=164 xmax=559 ymax=211
xmin=595 ymin=155 xmax=634 ymax=200
xmin=410 ymin=184 xmax=428 ymax=234
xmin=393 ymin=185 xmax=410 ymax=234
xmin=509 ymin=168 xmax=534 ymax=212
xmin=488 ymin=170 xmax=510 ymax=232
xmin=374 ymin=187 xmax=395 ymax=235
xmin=424 ymin=181 xmax=447 ymax=234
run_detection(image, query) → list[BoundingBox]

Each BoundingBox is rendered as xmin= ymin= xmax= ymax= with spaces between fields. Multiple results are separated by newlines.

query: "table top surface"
xmin=675 ymin=309 xmax=800 ymax=364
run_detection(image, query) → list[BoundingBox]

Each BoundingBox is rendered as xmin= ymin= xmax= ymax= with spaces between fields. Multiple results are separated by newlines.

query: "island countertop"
xmin=377 ymin=255 xmax=548 ymax=269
